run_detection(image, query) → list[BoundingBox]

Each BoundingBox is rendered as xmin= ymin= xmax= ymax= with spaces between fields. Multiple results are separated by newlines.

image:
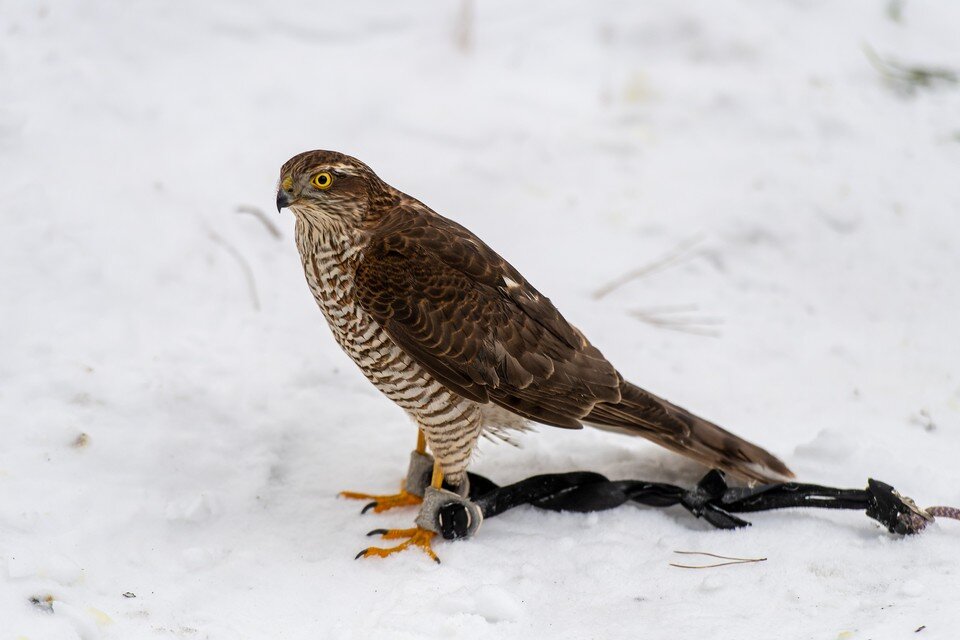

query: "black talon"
xmin=361 ymin=501 xmax=378 ymax=514
xmin=366 ymin=528 xmax=388 ymax=537
xmin=355 ymin=549 xmax=368 ymax=560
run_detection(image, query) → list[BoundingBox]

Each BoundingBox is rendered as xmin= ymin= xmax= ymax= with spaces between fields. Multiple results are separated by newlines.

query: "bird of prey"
xmin=276 ymin=150 xmax=792 ymax=561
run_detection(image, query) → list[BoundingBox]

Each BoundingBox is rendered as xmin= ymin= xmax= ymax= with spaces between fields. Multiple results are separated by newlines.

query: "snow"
xmin=2 ymin=1 xmax=959 ymax=638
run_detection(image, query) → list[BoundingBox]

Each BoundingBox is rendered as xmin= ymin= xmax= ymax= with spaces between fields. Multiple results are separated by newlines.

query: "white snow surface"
xmin=2 ymin=1 xmax=960 ymax=638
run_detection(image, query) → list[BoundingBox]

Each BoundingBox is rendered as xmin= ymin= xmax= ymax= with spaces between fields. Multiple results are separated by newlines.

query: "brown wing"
xmin=354 ymin=204 xmax=621 ymax=429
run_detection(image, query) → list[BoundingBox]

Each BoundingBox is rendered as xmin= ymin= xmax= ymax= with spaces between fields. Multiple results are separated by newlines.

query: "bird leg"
xmin=340 ymin=431 xmax=432 ymax=513
xmin=355 ymin=460 xmax=443 ymax=563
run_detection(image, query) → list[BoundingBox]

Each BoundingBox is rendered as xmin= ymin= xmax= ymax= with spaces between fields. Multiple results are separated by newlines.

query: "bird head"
xmin=276 ymin=150 xmax=395 ymax=232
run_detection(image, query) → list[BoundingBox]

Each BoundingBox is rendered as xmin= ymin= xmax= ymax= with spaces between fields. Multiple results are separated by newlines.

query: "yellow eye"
xmin=311 ymin=172 xmax=333 ymax=190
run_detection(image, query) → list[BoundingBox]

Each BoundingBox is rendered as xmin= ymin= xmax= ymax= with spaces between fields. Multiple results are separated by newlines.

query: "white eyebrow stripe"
xmin=327 ymin=164 xmax=361 ymax=174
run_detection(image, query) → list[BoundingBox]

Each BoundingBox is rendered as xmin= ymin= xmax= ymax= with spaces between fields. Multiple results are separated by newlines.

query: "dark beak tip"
xmin=276 ymin=191 xmax=291 ymax=213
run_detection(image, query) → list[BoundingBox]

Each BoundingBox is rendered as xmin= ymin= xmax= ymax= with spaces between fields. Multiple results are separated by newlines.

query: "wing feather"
xmin=354 ymin=205 xmax=621 ymax=429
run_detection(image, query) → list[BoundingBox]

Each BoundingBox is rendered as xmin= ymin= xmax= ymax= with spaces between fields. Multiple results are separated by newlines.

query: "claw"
xmin=340 ymin=484 xmax=423 ymax=514
xmin=373 ymin=528 xmax=418 ymax=540
xmin=355 ymin=527 xmax=440 ymax=563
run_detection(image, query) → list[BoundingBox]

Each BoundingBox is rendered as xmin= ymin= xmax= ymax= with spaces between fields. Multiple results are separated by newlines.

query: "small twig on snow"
xmin=454 ymin=0 xmax=474 ymax=53
xmin=236 ymin=205 xmax=282 ymax=240
xmin=629 ymin=304 xmax=723 ymax=337
xmin=592 ymin=234 xmax=705 ymax=300
xmin=208 ymin=231 xmax=261 ymax=311
xmin=864 ymin=45 xmax=959 ymax=94
xmin=670 ymin=550 xmax=767 ymax=569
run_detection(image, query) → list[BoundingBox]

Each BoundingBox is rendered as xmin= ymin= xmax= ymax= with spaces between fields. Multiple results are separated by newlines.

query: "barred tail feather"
xmin=585 ymin=381 xmax=793 ymax=483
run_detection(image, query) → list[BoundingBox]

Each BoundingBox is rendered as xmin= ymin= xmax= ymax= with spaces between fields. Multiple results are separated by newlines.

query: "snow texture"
xmin=2 ymin=1 xmax=960 ymax=638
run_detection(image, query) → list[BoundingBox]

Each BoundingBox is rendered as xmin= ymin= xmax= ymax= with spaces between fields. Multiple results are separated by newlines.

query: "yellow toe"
xmin=356 ymin=527 xmax=439 ymax=563
xmin=339 ymin=482 xmax=423 ymax=514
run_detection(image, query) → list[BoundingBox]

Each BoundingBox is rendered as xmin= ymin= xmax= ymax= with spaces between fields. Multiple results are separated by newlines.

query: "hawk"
xmin=277 ymin=150 xmax=792 ymax=560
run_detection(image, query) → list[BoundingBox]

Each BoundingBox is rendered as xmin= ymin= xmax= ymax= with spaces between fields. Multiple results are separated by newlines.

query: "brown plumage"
xmin=277 ymin=150 xmax=792 ymax=487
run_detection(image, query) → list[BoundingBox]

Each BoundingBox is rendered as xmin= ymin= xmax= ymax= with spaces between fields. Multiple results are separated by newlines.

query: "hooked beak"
xmin=276 ymin=190 xmax=292 ymax=213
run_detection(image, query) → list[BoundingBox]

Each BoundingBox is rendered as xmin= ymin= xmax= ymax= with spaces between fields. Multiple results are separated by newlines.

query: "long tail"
xmin=584 ymin=380 xmax=793 ymax=483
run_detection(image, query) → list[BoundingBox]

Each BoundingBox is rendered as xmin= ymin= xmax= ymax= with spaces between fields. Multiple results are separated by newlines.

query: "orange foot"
xmin=355 ymin=527 xmax=439 ymax=564
xmin=339 ymin=483 xmax=423 ymax=514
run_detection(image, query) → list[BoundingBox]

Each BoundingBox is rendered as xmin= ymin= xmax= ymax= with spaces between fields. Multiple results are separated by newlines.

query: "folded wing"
xmin=354 ymin=205 xmax=622 ymax=429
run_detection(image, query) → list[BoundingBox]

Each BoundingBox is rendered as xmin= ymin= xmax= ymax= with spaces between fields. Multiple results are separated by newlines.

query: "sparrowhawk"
xmin=276 ymin=150 xmax=792 ymax=561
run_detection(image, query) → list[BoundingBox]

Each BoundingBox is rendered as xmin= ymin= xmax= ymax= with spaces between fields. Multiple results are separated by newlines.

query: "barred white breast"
xmin=295 ymin=220 xmax=482 ymax=485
